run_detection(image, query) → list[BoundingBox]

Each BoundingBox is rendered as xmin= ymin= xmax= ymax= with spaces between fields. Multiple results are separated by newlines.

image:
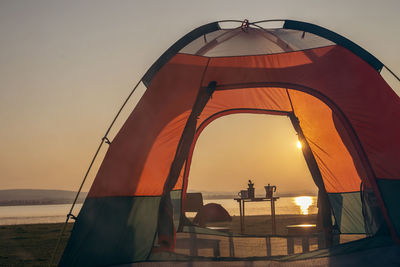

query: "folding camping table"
xmin=234 ymin=197 xmax=279 ymax=234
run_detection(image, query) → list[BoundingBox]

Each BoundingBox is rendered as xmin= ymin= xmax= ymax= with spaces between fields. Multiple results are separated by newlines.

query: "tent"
xmin=57 ymin=20 xmax=400 ymax=266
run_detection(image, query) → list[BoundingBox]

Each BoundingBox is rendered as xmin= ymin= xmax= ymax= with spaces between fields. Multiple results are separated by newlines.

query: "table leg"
xmin=239 ymin=200 xmax=243 ymax=233
xmin=287 ymin=237 xmax=294 ymax=255
xmin=302 ymin=236 xmax=309 ymax=252
xmin=266 ymin=236 xmax=271 ymax=256
xmin=271 ymin=199 xmax=276 ymax=235
xmin=242 ymin=201 xmax=245 ymax=232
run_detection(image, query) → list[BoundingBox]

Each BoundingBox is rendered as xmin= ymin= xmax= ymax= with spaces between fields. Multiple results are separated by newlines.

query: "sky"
xmin=0 ymin=0 xmax=399 ymax=194
xmin=187 ymin=114 xmax=315 ymax=195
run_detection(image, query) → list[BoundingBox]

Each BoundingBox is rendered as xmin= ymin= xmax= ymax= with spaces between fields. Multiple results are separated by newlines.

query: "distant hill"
xmin=0 ymin=189 xmax=87 ymax=206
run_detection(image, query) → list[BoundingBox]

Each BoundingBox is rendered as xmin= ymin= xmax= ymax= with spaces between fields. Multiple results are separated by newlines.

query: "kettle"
xmin=264 ymin=184 xmax=276 ymax=199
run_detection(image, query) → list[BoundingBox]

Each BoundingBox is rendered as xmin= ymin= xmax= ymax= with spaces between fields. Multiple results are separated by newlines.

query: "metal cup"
xmin=238 ymin=190 xmax=249 ymax=198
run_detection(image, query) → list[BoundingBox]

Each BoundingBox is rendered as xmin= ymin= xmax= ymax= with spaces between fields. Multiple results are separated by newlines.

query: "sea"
xmin=0 ymin=196 xmax=317 ymax=225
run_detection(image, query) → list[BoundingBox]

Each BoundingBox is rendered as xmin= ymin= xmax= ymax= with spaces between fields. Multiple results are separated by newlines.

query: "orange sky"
xmin=187 ymin=114 xmax=316 ymax=195
xmin=0 ymin=1 xmax=399 ymax=193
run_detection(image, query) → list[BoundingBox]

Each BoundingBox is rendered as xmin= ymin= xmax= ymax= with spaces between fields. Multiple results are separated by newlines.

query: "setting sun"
xmin=297 ymin=141 xmax=302 ymax=149
xmin=294 ymin=196 xmax=313 ymax=215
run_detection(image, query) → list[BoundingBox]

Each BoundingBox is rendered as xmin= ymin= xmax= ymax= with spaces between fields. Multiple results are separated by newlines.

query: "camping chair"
xmin=185 ymin=193 xmax=204 ymax=214
xmin=180 ymin=192 xmax=203 ymax=226
xmin=176 ymin=192 xmax=221 ymax=257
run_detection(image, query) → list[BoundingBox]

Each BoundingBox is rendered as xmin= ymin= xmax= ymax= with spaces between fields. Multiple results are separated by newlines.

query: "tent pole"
xmin=158 ymin=80 xmax=216 ymax=250
xmin=289 ymin=113 xmax=334 ymax=248
xmin=384 ymin=65 xmax=400 ymax=83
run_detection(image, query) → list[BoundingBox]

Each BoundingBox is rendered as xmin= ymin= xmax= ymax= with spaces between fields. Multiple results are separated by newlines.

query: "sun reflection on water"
xmin=294 ymin=196 xmax=313 ymax=215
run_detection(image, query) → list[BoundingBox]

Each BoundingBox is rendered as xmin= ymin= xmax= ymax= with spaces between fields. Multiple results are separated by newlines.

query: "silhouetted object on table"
xmin=264 ymin=184 xmax=277 ymax=199
xmin=248 ymin=179 xmax=255 ymax=199
xmin=238 ymin=190 xmax=248 ymax=198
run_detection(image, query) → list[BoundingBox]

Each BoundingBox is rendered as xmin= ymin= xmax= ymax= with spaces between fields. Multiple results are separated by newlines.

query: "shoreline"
xmin=0 ymin=201 xmax=84 ymax=207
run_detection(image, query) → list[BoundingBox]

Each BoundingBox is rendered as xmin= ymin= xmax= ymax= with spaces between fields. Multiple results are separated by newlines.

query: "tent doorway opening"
xmin=185 ymin=113 xmax=318 ymax=236
xmin=179 ymin=112 xmax=368 ymax=255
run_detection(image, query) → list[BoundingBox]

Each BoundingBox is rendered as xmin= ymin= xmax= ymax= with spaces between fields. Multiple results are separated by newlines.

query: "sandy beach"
xmin=1 ymin=213 xmax=368 ymax=266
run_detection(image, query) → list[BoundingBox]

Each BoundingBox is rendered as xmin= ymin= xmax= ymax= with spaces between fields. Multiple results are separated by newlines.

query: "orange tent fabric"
xmin=89 ymin=45 xmax=399 ymax=198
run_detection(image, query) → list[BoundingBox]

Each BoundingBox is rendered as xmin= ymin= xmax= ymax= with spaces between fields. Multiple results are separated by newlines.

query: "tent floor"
xmin=115 ymin=244 xmax=400 ymax=267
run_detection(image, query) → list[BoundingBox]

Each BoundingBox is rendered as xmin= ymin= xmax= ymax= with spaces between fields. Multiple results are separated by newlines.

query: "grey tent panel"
xmin=283 ymin=20 xmax=383 ymax=71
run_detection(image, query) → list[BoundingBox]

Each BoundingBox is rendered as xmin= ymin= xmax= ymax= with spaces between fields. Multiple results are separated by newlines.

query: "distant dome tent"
xmin=56 ymin=20 xmax=400 ymax=266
